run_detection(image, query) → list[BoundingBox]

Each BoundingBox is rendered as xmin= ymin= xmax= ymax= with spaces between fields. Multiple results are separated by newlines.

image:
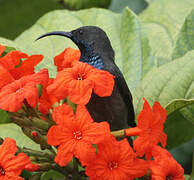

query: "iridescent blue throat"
xmin=80 ymin=55 xmax=104 ymax=69
xmin=76 ymin=39 xmax=104 ymax=69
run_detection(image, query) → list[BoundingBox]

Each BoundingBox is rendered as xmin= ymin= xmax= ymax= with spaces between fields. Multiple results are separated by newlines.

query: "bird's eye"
xmin=79 ymin=29 xmax=83 ymax=35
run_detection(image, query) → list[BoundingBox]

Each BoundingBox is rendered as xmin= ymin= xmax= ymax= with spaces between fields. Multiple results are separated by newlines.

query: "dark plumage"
xmin=36 ymin=26 xmax=136 ymax=131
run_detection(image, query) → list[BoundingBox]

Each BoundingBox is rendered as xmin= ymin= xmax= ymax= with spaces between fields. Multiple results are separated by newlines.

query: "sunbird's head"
xmin=36 ymin=26 xmax=114 ymax=58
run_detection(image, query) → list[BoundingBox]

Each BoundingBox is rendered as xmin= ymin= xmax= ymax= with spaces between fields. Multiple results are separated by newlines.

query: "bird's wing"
xmin=106 ymin=63 xmax=136 ymax=127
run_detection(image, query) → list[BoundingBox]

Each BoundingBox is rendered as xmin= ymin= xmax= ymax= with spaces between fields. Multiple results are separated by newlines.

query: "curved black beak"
xmin=36 ymin=31 xmax=73 ymax=41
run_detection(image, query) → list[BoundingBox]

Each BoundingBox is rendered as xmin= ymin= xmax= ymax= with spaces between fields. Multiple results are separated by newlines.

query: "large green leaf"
xmin=14 ymin=8 xmax=155 ymax=92
xmin=165 ymin=99 xmax=194 ymax=116
xmin=59 ymin=0 xmax=111 ymax=10
xmin=134 ymin=50 xmax=194 ymax=148
xmin=165 ymin=111 xmax=194 ymax=149
xmin=0 ymin=123 xmax=40 ymax=149
xmin=172 ymin=9 xmax=194 ymax=59
xmin=0 ymin=37 xmax=19 ymax=49
xmin=140 ymin=0 xmax=194 ymax=65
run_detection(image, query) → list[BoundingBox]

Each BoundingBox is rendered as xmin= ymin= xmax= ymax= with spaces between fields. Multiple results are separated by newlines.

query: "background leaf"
xmin=14 ymin=7 xmax=155 ymax=92
xmin=109 ymin=0 xmax=147 ymax=14
xmin=165 ymin=99 xmax=194 ymax=116
xmin=172 ymin=9 xmax=194 ymax=59
xmin=0 ymin=37 xmax=19 ymax=49
xmin=140 ymin=0 xmax=194 ymax=65
xmin=165 ymin=111 xmax=194 ymax=149
xmin=0 ymin=123 xmax=40 ymax=149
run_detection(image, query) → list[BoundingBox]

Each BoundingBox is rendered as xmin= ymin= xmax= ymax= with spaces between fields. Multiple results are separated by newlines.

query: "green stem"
xmin=17 ymin=146 xmax=54 ymax=160
xmin=111 ymin=129 xmax=125 ymax=138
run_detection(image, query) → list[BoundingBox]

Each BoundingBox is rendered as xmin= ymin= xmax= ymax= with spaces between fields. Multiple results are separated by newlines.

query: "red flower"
xmin=10 ymin=54 xmax=43 ymax=80
xmin=85 ymin=136 xmax=149 ymax=180
xmin=0 ymin=138 xmax=38 ymax=180
xmin=125 ymin=98 xmax=167 ymax=159
xmin=0 ymin=45 xmax=28 ymax=70
xmin=149 ymin=146 xmax=184 ymax=180
xmin=0 ymin=45 xmax=43 ymax=89
xmin=47 ymin=104 xmax=111 ymax=166
xmin=47 ymin=61 xmax=115 ymax=104
xmin=54 ymin=47 xmax=80 ymax=71
xmin=0 ymin=65 xmax=14 ymax=89
xmin=0 ymin=45 xmax=5 ymax=55
xmin=0 ymin=69 xmax=49 ymax=112
xmin=38 ymin=78 xmax=58 ymax=115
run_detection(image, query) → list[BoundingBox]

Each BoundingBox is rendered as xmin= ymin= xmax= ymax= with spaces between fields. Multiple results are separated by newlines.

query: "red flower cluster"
xmin=0 ymin=46 xmax=185 ymax=180
xmin=0 ymin=45 xmax=49 ymax=112
xmin=0 ymin=138 xmax=38 ymax=180
xmin=46 ymin=48 xmax=185 ymax=180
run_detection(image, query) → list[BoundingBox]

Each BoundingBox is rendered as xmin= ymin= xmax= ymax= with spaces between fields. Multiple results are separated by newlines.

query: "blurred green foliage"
xmin=0 ymin=0 xmax=147 ymax=40
xmin=110 ymin=0 xmax=147 ymax=13
xmin=0 ymin=0 xmax=62 ymax=39
xmin=57 ymin=0 xmax=111 ymax=10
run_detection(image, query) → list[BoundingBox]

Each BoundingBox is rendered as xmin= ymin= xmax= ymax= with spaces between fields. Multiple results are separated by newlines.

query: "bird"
xmin=36 ymin=26 xmax=136 ymax=131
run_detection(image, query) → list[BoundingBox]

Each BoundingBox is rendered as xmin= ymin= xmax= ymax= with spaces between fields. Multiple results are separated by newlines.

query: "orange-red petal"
xmin=54 ymin=47 xmax=80 ymax=71
xmin=88 ymin=69 xmax=115 ymax=97
xmin=150 ymin=146 xmax=184 ymax=180
xmin=0 ymin=65 xmax=14 ymax=89
xmin=10 ymin=54 xmax=43 ymax=79
xmin=0 ymin=45 xmax=5 ymax=56
xmin=52 ymin=103 xmax=74 ymax=124
xmin=0 ymin=50 xmax=28 ymax=70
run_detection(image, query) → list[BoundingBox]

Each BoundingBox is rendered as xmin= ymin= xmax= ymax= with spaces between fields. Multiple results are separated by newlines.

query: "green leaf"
xmin=165 ymin=111 xmax=194 ymax=149
xmin=0 ymin=37 xmax=19 ymax=49
xmin=165 ymin=99 xmax=194 ymax=116
xmin=120 ymin=8 xmax=155 ymax=92
xmin=145 ymin=0 xmax=159 ymax=3
xmin=60 ymin=0 xmax=111 ymax=10
xmin=41 ymin=170 xmax=65 ymax=179
xmin=0 ymin=123 xmax=40 ymax=149
xmin=141 ymin=22 xmax=173 ymax=66
xmin=140 ymin=0 xmax=194 ymax=65
xmin=134 ymin=50 xmax=194 ymax=148
xmin=185 ymin=175 xmax=193 ymax=180
xmin=109 ymin=0 xmax=147 ymax=14
xmin=14 ymin=7 xmax=155 ymax=92
xmin=0 ymin=110 xmax=10 ymax=124
xmin=172 ymin=9 xmax=194 ymax=59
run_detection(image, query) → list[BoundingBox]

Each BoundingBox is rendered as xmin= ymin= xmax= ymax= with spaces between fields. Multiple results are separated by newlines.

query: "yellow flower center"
xmin=73 ymin=131 xmax=82 ymax=140
xmin=108 ymin=161 xmax=118 ymax=170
